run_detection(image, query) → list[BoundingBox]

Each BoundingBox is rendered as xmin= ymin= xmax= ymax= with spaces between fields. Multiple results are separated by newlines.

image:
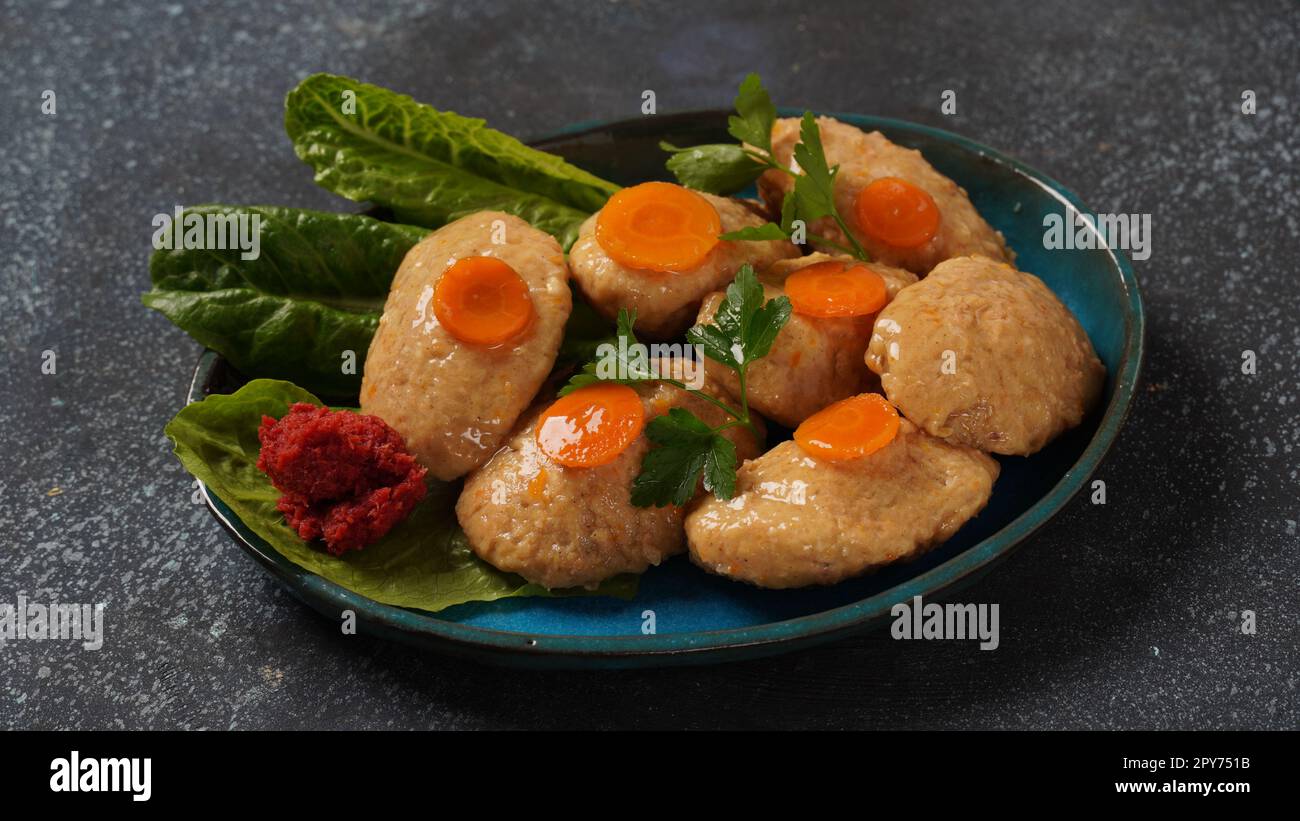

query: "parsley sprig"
xmin=560 ymin=308 xmax=743 ymax=426
xmin=660 ymin=73 xmax=871 ymax=262
xmin=562 ymin=265 xmax=791 ymax=508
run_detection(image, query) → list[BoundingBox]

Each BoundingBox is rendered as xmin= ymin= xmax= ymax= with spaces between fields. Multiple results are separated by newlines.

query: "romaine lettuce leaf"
xmin=284 ymin=73 xmax=619 ymax=248
xmin=143 ymin=206 xmax=427 ymax=398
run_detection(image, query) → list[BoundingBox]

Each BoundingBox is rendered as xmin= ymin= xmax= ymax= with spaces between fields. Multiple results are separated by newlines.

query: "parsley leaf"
xmin=661 ymin=142 xmax=764 ymax=195
xmin=788 ymin=112 xmax=871 ymax=260
xmin=719 ymin=191 xmax=800 ymax=244
xmin=664 ymin=76 xmax=871 ymax=261
xmin=687 ymin=264 xmax=791 ymax=369
xmin=561 ymin=267 xmax=788 ymax=509
xmin=779 ymin=189 xmax=798 ymax=232
xmin=716 ymin=113 xmax=874 ymax=262
xmin=702 ymin=434 xmax=738 ymax=501
xmin=631 ymin=409 xmax=737 ymax=507
xmin=560 ymin=308 xmax=656 ymax=395
xmin=718 ymin=222 xmax=791 ymax=243
xmin=790 ymin=112 xmax=839 ymax=220
xmin=726 ymin=73 xmax=777 ymax=153
xmin=660 ymin=72 xmax=775 ymax=195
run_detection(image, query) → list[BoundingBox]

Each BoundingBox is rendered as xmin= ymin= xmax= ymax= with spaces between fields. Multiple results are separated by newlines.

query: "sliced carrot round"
xmin=794 ymin=393 xmax=900 ymax=461
xmin=854 ymin=177 xmax=941 ymax=248
xmin=433 ymin=256 xmax=534 ymax=346
xmin=536 ymin=384 xmax=646 ymax=468
xmin=595 ymin=181 xmax=722 ymax=272
xmin=785 ymin=260 xmax=889 ymax=318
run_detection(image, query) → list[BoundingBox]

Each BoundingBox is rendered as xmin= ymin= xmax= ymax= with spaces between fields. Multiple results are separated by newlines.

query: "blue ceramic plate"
xmin=190 ymin=110 xmax=1144 ymax=668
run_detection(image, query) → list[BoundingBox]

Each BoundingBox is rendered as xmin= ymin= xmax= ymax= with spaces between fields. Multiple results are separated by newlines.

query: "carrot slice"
xmin=536 ymin=384 xmax=646 ymax=468
xmin=595 ymin=181 xmax=722 ymax=272
xmin=854 ymin=177 xmax=940 ymax=248
xmin=794 ymin=393 xmax=900 ymax=461
xmin=433 ymin=256 xmax=534 ymax=346
xmin=785 ymin=260 xmax=888 ymax=318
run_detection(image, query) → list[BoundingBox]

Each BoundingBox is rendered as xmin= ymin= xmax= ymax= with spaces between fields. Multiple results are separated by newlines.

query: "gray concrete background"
xmin=1 ymin=0 xmax=1296 ymax=729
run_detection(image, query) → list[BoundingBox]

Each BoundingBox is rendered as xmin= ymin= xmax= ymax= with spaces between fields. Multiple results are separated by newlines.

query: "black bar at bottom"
xmin=1 ymin=730 xmax=1283 ymax=807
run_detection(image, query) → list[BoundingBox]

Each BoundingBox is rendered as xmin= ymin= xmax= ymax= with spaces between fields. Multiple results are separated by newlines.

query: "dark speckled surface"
xmin=2 ymin=0 xmax=1296 ymax=729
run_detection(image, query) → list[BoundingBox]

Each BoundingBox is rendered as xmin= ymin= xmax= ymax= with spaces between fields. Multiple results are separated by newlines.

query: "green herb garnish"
xmin=727 ymin=72 xmax=779 ymax=152
xmin=560 ymin=307 xmax=660 ymax=394
xmin=634 ymin=408 xmax=738 ymax=507
xmin=662 ymin=73 xmax=871 ymax=262
xmin=659 ymin=142 xmax=764 ymax=196
xmin=563 ymin=265 xmax=791 ymax=508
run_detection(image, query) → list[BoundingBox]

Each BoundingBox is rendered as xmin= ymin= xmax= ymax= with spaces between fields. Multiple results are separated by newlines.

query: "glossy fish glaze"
xmin=685 ymin=419 xmax=999 ymax=589
xmin=867 ymin=255 xmax=1105 ymax=455
xmin=361 ymin=212 xmax=572 ymax=480
xmin=569 ymin=191 xmax=798 ymax=339
xmin=697 ymin=253 xmax=917 ymax=427
xmin=457 ymin=361 xmax=764 ymax=589
xmin=760 ymin=117 xmax=1014 ymax=274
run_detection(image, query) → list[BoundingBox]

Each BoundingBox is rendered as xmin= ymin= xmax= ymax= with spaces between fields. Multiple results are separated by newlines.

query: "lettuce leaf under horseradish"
xmin=165 ymin=379 xmax=636 ymax=612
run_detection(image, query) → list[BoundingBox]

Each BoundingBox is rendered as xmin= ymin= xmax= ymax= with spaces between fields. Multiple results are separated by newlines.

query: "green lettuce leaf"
xmin=143 ymin=205 xmax=428 ymax=398
xmin=165 ymin=379 xmax=636 ymax=612
xmin=285 ymin=73 xmax=619 ymax=248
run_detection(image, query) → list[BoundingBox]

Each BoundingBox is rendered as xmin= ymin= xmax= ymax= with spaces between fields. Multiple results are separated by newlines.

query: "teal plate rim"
xmin=187 ymin=110 xmax=1145 ymax=667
